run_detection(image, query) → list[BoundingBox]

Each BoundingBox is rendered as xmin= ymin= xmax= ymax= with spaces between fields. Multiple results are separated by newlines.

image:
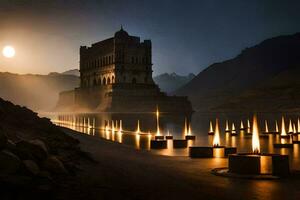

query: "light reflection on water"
xmin=49 ymin=112 xmax=300 ymax=169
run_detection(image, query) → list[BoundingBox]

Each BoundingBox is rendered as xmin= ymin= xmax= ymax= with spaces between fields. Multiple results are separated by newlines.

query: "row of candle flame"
xmin=209 ymin=116 xmax=300 ymax=135
xmin=210 ymin=116 xmax=300 ymax=154
xmin=56 ymin=110 xmax=298 ymax=155
xmin=56 ymin=110 xmax=193 ymax=137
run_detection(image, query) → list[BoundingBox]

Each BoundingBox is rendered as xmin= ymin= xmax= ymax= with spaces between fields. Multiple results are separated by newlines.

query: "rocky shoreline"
xmin=0 ymin=98 xmax=93 ymax=199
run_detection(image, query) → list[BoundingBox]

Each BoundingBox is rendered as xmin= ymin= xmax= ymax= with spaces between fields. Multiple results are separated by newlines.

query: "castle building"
xmin=57 ymin=28 xmax=193 ymax=114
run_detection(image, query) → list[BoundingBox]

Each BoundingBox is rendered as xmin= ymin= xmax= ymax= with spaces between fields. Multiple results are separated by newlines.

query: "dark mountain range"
xmin=0 ymin=72 xmax=79 ymax=111
xmin=0 ymin=70 xmax=194 ymax=111
xmin=214 ymin=66 xmax=300 ymax=112
xmin=175 ymin=33 xmax=300 ymax=112
xmin=61 ymin=69 xmax=80 ymax=76
xmin=153 ymin=72 xmax=195 ymax=93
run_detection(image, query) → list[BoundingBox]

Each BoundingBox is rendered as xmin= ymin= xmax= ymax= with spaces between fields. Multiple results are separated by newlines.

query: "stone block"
xmin=229 ymin=154 xmax=261 ymax=175
xmin=225 ymin=147 xmax=237 ymax=157
xmin=189 ymin=147 xmax=213 ymax=158
xmin=165 ymin=135 xmax=173 ymax=140
xmin=272 ymin=155 xmax=290 ymax=177
xmin=150 ymin=140 xmax=167 ymax=149
xmin=185 ymin=135 xmax=196 ymax=140
xmin=173 ymin=140 xmax=187 ymax=148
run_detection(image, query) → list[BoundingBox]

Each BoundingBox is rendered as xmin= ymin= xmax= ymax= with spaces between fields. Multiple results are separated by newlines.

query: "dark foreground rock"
xmin=0 ymin=97 xmax=92 ymax=200
xmin=0 ymin=150 xmax=22 ymax=174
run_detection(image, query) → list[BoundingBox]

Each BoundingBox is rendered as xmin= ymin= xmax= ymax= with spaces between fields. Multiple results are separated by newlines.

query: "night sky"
xmin=0 ymin=0 xmax=300 ymax=76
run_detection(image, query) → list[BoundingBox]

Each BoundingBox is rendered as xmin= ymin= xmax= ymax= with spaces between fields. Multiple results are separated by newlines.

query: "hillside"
xmin=0 ymin=72 xmax=79 ymax=111
xmin=61 ymin=69 xmax=80 ymax=76
xmin=213 ymin=66 xmax=300 ymax=112
xmin=175 ymin=33 xmax=300 ymax=112
xmin=0 ymin=70 xmax=194 ymax=111
xmin=0 ymin=98 xmax=90 ymax=199
xmin=153 ymin=73 xmax=195 ymax=93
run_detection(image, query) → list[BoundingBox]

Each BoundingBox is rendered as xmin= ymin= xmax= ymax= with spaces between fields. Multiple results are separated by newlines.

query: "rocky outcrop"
xmin=0 ymin=129 xmax=7 ymax=150
xmin=0 ymin=150 xmax=22 ymax=174
xmin=16 ymin=140 xmax=48 ymax=162
xmin=0 ymin=97 xmax=92 ymax=199
xmin=43 ymin=156 xmax=67 ymax=174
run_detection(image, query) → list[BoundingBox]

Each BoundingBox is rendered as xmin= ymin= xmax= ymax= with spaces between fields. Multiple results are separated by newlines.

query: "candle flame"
xmin=240 ymin=120 xmax=244 ymax=129
xmin=252 ymin=114 xmax=260 ymax=154
xmin=188 ymin=124 xmax=192 ymax=136
xmin=225 ymin=120 xmax=229 ymax=131
xmin=209 ymin=121 xmax=214 ymax=133
xmin=213 ymin=118 xmax=220 ymax=147
xmin=184 ymin=117 xmax=188 ymax=135
xmin=265 ymin=120 xmax=269 ymax=133
xmin=156 ymin=107 xmax=160 ymax=136
xmin=247 ymin=119 xmax=251 ymax=128
xmin=293 ymin=123 xmax=297 ymax=134
xmin=288 ymin=119 xmax=293 ymax=133
xmin=88 ymin=118 xmax=91 ymax=128
xmin=281 ymin=116 xmax=287 ymax=136
xmin=275 ymin=120 xmax=279 ymax=132
xmin=112 ymin=120 xmax=115 ymax=133
xmin=136 ymin=120 xmax=141 ymax=134
xmin=115 ymin=120 xmax=118 ymax=131
xmin=298 ymin=118 xmax=300 ymax=133
xmin=93 ymin=118 xmax=96 ymax=128
xmin=105 ymin=121 xmax=110 ymax=132
xmin=118 ymin=120 xmax=123 ymax=133
xmin=231 ymin=123 xmax=236 ymax=134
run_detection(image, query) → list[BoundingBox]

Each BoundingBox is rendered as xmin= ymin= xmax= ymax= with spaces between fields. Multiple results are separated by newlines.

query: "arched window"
xmin=103 ymin=77 xmax=106 ymax=85
xmin=107 ymin=77 xmax=111 ymax=84
xmin=132 ymin=78 xmax=137 ymax=84
xmin=112 ymin=76 xmax=115 ymax=83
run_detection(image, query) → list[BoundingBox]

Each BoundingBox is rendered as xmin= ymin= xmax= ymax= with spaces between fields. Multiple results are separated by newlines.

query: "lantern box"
xmin=189 ymin=146 xmax=237 ymax=158
xmin=150 ymin=140 xmax=167 ymax=149
xmin=173 ymin=139 xmax=188 ymax=148
xmin=228 ymin=153 xmax=289 ymax=177
xmin=185 ymin=135 xmax=196 ymax=140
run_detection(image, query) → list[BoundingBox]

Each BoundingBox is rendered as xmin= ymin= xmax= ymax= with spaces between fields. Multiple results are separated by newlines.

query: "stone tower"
xmin=57 ymin=28 xmax=193 ymax=114
xmin=79 ymin=27 xmax=154 ymax=88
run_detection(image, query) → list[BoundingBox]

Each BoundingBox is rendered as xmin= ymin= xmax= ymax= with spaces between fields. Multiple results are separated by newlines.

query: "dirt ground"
xmin=62 ymin=128 xmax=300 ymax=200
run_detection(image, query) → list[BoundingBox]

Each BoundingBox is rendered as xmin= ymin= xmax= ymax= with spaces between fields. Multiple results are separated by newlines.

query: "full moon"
xmin=2 ymin=46 xmax=16 ymax=58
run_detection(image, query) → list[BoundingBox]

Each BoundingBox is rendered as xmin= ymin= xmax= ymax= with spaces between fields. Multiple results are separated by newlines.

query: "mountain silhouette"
xmin=175 ymin=33 xmax=300 ymax=112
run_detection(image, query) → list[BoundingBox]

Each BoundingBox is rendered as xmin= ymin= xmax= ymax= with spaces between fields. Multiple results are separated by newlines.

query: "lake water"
xmin=45 ymin=111 xmax=300 ymax=169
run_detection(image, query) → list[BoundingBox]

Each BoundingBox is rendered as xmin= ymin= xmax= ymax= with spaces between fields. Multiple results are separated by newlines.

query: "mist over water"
xmin=0 ymin=72 xmax=79 ymax=111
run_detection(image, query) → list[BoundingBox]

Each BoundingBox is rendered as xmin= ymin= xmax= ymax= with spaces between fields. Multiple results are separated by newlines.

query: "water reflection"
xmin=50 ymin=112 xmax=300 ymax=169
